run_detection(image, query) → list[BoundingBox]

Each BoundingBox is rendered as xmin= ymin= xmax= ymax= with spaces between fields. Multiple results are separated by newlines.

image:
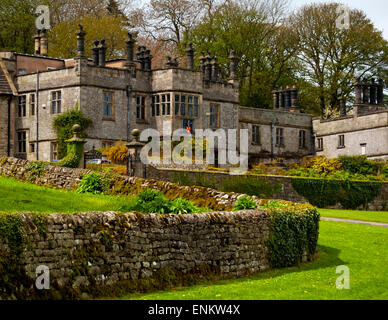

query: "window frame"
xmin=17 ymin=130 xmax=27 ymax=153
xmin=51 ymin=90 xmax=62 ymax=114
xmin=275 ymin=127 xmax=284 ymax=147
xmin=317 ymin=137 xmax=324 ymax=151
xmin=136 ymin=95 xmax=146 ymax=121
xmin=252 ymin=125 xmax=261 ymax=145
xmin=102 ymin=91 xmax=114 ymax=119
xmin=299 ymin=130 xmax=306 ymax=149
xmin=51 ymin=142 xmax=59 ymax=162
xmin=338 ymin=135 xmax=345 ymax=149
xmin=18 ymin=95 xmax=27 ymax=118
xmin=30 ymin=93 xmax=36 ymax=117
xmin=209 ymin=103 xmax=220 ymax=128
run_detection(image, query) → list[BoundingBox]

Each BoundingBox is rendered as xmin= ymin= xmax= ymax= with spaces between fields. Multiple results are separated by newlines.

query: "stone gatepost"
xmin=66 ymin=124 xmax=87 ymax=169
xmin=126 ymin=129 xmax=146 ymax=178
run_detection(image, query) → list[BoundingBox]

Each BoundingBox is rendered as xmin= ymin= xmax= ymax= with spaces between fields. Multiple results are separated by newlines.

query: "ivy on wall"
xmin=52 ymin=108 xmax=92 ymax=159
xmin=291 ymin=177 xmax=383 ymax=209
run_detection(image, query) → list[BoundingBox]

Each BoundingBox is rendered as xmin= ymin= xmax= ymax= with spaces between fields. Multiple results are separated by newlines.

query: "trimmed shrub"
xmin=267 ymin=205 xmax=320 ymax=268
xmin=233 ymin=196 xmax=258 ymax=211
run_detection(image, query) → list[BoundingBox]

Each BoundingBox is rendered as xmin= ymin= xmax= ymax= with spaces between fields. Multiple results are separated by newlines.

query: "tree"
xmin=291 ymin=2 xmax=388 ymax=117
xmin=0 ymin=0 xmax=47 ymax=53
xmin=48 ymin=14 xmax=131 ymax=59
xmin=189 ymin=0 xmax=293 ymax=108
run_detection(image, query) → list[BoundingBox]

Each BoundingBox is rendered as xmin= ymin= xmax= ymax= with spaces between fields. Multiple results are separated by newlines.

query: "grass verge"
xmin=319 ymin=208 xmax=388 ymax=224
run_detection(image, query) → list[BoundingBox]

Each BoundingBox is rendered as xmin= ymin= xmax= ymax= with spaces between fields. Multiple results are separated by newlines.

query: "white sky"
xmin=290 ymin=0 xmax=388 ymax=39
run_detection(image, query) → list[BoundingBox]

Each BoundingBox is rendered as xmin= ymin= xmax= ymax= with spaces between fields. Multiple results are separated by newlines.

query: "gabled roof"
xmin=0 ymin=58 xmax=17 ymax=95
xmin=0 ymin=66 xmax=12 ymax=95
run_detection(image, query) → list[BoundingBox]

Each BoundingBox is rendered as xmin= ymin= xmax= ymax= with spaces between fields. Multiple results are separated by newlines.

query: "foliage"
xmin=26 ymin=161 xmax=46 ymax=181
xmin=52 ymin=108 xmax=92 ymax=159
xmin=56 ymin=141 xmax=84 ymax=168
xmin=221 ymin=175 xmax=282 ymax=198
xmin=292 ymin=177 xmax=383 ymax=209
xmin=105 ymin=141 xmax=128 ymax=163
xmin=77 ymin=173 xmax=107 ymax=195
xmin=169 ymin=198 xmax=199 ymax=215
xmin=267 ymin=205 xmax=320 ymax=268
xmin=290 ymin=3 xmax=388 ymax=116
xmin=0 ymin=0 xmax=45 ymax=54
xmin=383 ymin=165 xmax=388 ymax=178
xmin=233 ymin=196 xmax=257 ymax=211
xmin=338 ymin=156 xmax=380 ymax=176
xmin=134 ymin=189 xmax=201 ymax=214
xmin=261 ymin=200 xmax=291 ymax=209
xmin=49 ymin=14 xmax=131 ymax=59
xmin=310 ymin=156 xmax=342 ymax=176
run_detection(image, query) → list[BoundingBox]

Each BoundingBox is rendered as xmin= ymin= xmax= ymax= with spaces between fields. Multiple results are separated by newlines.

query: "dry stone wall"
xmin=1 ymin=210 xmax=270 ymax=299
xmin=0 ymin=157 xmax=255 ymax=210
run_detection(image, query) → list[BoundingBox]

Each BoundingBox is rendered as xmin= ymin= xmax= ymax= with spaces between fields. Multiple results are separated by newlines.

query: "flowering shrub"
xmin=105 ymin=140 xmax=128 ymax=163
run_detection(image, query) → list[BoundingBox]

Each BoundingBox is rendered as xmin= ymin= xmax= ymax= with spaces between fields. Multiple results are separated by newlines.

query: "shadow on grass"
xmin=119 ymin=245 xmax=345 ymax=300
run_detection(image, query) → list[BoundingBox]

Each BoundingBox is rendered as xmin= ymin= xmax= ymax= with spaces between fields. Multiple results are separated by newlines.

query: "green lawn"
xmin=0 ymin=176 xmax=136 ymax=214
xmin=319 ymin=208 xmax=388 ymax=224
xmin=118 ymin=221 xmax=388 ymax=300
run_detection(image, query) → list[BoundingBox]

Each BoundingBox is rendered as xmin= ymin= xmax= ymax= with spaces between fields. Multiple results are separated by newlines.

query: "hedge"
xmin=267 ymin=204 xmax=320 ymax=268
xmin=291 ymin=177 xmax=382 ymax=209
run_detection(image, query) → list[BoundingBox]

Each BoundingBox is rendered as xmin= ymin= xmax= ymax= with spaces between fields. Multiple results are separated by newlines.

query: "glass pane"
xmin=181 ymin=95 xmax=186 ymax=103
xmin=194 ymin=105 xmax=198 ymax=117
xmin=175 ymin=94 xmax=180 ymax=102
xmin=181 ymin=103 xmax=186 ymax=116
xmin=194 ymin=97 xmax=199 ymax=105
xmin=167 ymin=103 xmax=171 ymax=115
xmin=175 ymin=103 xmax=180 ymax=115
xmin=188 ymin=96 xmax=193 ymax=104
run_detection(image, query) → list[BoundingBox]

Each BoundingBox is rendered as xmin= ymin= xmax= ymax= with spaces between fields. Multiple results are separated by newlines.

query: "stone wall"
xmin=146 ymin=166 xmax=388 ymax=211
xmin=0 ymin=210 xmax=271 ymax=299
xmin=0 ymin=157 xmax=253 ymax=210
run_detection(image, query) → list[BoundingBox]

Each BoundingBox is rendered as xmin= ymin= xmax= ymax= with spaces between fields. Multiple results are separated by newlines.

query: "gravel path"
xmin=321 ymin=217 xmax=388 ymax=228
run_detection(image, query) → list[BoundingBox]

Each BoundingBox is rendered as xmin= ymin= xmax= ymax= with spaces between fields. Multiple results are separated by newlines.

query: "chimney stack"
xmin=199 ymin=52 xmax=206 ymax=74
xmin=76 ymin=24 xmax=86 ymax=59
xmin=291 ymin=85 xmax=298 ymax=109
xmin=34 ymin=30 xmax=41 ymax=55
xmin=340 ymin=97 xmax=347 ymax=117
xmin=92 ymin=40 xmax=100 ymax=66
xmin=99 ymin=40 xmax=107 ymax=67
xmin=40 ymin=29 xmax=48 ymax=56
xmin=228 ymin=50 xmax=239 ymax=80
xmin=186 ymin=43 xmax=194 ymax=70
xmin=125 ymin=33 xmax=136 ymax=67
xmin=204 ymin=52 xmax=212 ymax=81
xmin=211 ymin=56 xmax=219 ymax=81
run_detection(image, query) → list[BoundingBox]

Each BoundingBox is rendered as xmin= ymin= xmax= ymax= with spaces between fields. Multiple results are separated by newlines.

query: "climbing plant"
xmin=52 ymin=107 xmax=92 ymax=159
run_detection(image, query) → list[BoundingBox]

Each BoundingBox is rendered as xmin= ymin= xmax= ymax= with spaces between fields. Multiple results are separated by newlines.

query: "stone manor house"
xmin=0 ymin=27 xmax=387 ymax=164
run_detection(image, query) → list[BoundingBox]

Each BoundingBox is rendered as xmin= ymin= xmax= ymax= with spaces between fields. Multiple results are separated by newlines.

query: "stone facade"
xmin=313 ymin=77 xmax=388 ymax=160
xmin=0 ymin=29 xmax=314 ymax=165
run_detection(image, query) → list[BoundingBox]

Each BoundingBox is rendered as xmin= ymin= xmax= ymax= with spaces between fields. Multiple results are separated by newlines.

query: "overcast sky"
xmin=291 ymin=0 xmax=388 ymax=39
